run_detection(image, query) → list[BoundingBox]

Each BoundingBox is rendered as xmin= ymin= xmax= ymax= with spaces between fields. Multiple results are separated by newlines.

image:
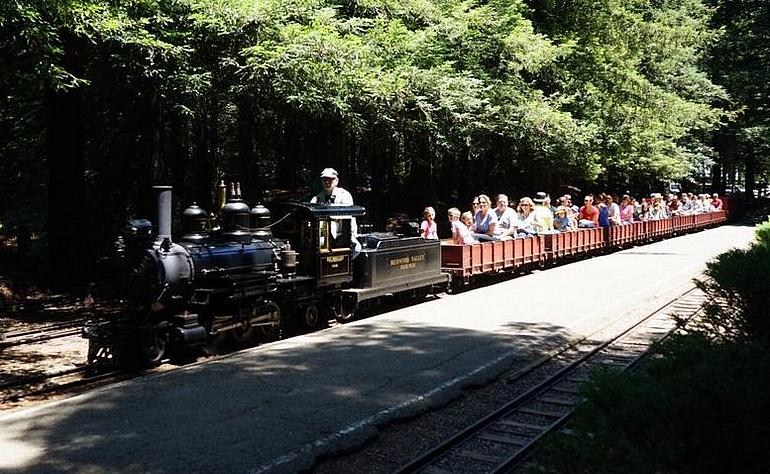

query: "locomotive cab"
xmin=270 ymin=202 xmax=366 ymax=288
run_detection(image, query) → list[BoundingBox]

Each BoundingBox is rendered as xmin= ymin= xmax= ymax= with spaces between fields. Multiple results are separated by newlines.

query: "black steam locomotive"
xmin=85 ymin=185 xmax=447 ymax=366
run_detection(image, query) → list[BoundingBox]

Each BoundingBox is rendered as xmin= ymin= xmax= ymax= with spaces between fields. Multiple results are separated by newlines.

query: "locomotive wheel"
xmin=232 ymin=307 xmax=258 ymax=344
xmin=139 ymin=330 xmax=166 ymax=367
xmin=258 ymin=300 xmax=282 ymax=341
xmin=301 ymin=304 xmax=323 ymax=330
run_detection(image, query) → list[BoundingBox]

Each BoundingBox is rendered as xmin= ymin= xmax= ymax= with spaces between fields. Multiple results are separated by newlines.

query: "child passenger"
xmin=553 ymin=206 xmax=574 ymax=231
xmin=448 ymin=208 xmax=477 ymax=245
xmin=460 ymin=211 xmax=474 ymax=231
xmin=420 ymin=206 xmax=438 ymax=239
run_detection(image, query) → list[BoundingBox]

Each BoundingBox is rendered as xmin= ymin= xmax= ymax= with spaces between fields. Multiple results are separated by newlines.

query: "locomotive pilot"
xmin=310 ymin=167 xmax=361 ymax=258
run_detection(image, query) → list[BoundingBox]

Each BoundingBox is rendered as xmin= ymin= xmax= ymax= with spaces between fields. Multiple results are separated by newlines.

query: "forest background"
xmin=1 ymin=0 xmax=769 ymax=280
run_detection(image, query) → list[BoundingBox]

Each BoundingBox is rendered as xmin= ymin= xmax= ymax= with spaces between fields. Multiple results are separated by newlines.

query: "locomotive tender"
xmin=85 ymin=185 xmax=448 ymax=366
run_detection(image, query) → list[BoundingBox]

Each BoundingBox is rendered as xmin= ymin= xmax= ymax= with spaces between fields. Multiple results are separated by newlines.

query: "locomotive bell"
xmin=181 ymin=203 xmax=209 ymax=244
xmin=250 ymin=203 xmax=273 ymax=240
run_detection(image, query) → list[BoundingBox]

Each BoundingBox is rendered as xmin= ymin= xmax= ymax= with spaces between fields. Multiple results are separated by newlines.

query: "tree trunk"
xmin=45 ymin=33 xmax=87 ymax=282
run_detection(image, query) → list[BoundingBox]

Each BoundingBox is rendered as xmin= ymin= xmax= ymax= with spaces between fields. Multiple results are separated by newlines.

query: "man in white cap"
xmin=310 ymin=168 xmax=354 ymax=205
xmin=310 ymin=167 xmax=360 ymax=257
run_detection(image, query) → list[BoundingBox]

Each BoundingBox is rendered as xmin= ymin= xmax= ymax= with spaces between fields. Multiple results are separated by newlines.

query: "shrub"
xmin=755 ymin=217 xmax=770 ymax=248
xmin=691 ymin=220 xmax=770 ymax=345
xmin=534 ymin=335 xmax=770 ymax=473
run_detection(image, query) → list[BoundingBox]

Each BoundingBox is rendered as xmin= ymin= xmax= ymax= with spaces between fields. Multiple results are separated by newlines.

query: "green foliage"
xmin=536 ymin=335 xmax=770 ymax=473
xmin=708 ymin=0 xmax=770 ymax=195
xmin=0 ymin=0 xmax=734 ymax=272
xmin=537 ymin=227 xmax=770 ymax=473
xmin=755 ymin=217 xmax=770 ymax=247
xmin=691 ymin=222 xmax=770 ymax=345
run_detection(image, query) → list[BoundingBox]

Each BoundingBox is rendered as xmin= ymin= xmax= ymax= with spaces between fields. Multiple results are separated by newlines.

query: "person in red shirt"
xmin=711 ymin=193 xmax=724 ymax=210
xmin=578 ymin=195 xmax=600 ymax=228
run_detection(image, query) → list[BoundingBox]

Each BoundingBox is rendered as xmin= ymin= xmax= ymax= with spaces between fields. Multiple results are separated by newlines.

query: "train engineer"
xmin=310 ymin=167 xmax=362 ymax=257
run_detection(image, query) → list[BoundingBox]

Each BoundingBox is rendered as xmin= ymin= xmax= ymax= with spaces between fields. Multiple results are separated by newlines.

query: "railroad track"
xmin=0 ymin=319 xmax=87 ymax=348
xmin=396 ymin=289 xmax=706 ymax=474
xmin=0 ymin=364 xmax=142 ymax=405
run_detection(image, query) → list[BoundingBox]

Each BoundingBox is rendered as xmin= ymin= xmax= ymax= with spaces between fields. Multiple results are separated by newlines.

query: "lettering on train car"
xmin=321 ymin=254 xmax=350 ymax=276
xmin=389 ymin=252 xmax=426 ymax=270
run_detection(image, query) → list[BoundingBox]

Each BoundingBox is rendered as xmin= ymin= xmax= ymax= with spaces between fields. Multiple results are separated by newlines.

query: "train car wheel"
xmin=139 ymin=330 xmax=166 ymax=367
xmin=334 ymin=295 xmax=357 ymax=323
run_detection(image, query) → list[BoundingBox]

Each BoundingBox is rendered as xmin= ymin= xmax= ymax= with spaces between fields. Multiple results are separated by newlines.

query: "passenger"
xmin=605 ymin=194 xmax=621 ymax=225
xmin=701 ymin=194 xmax=715 ymax=212
xmin=472 ymin=194 xmax=497 ymax=241
xmin=448 ymin=208 xmax=477 ymax=245
xmin=668 ymin=196 xmax=681 ymax=216
xmin=516 ymin=197 xmax=536 ymax=236
xmin=680 ymin=193 xmax=694 ymax=214
xmin=577 ymin=195 xmax=599 ymax=228
xmin=646 ymin=201 xmax=667 ymax=220
xmin=494 ymin=193 xmax=518 ymax=239
xmin=310 ymin=167 xmax=361 ymax=257
xmin=711 ymin=193 xmax=723 ymax=211
xmin=620 ymin=195 xmax=634 ymax=223
xmin=651 ymin=193 xmax=669 ymax=218
xmin=471 ymin=196 xmax=481 ymax=221
xmin=597 ymin=193 xmax=611 ymax=228
xmin=420 ymin=206 xmax=438 ymax=240
xmin=460 ymin=211 xmax=474 ymax=231
xmin=638 ymin=201 xmax=650 ymax=220
xmin=532 ymin=192 xmax=554 ymax=233
xmin=564 ymin=194 xmax=580 ymax=214
xmin=553 ymin=206 xmax=574 ymax=232
xmin=691 ymin=194 xmax=704 ymax=214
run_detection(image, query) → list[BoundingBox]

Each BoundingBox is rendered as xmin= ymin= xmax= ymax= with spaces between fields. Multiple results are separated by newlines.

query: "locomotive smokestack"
xmin=154 ymin=185 xmax=173 ymax=241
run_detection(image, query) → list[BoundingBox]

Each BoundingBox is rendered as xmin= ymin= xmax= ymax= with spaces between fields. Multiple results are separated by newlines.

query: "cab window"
xmin=318 ymin=218 xmax=351 ymax=252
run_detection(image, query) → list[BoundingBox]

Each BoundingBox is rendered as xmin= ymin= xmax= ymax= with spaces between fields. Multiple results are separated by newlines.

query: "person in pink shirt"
xmin=420 ymin=206 xmax=438 ymax=239
xmin=711 ymin=193 xmax=724 ymax=210
xmin=620 ymin=194 xmax=634 ymax=223
xmin=448 ymin=208 xmax=476 ymax=245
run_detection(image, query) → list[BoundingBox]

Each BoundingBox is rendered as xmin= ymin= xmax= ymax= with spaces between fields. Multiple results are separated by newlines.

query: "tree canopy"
xmin=0 ymin=0 xmax=762 ymax=278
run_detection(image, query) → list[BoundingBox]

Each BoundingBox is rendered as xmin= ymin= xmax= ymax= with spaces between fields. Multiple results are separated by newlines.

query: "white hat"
xmin=320 ymin=168 xmax=338 ymax=179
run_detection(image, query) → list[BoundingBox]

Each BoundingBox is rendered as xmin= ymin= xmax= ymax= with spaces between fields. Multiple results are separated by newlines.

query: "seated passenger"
xmin=516 ymin=197 xmax=536 ymax=236
xmin=646 ymin=201 xmax=667 ymax=220
xmin=620 ymin=195 xmax=634 ymax=223
xmin=461 ymin=210 xmax=473 ymax=227
xmin=578 ymin=195 xmax=599 ymax=228
xmin=420 ymin=206 xmax=438 ymax=240
xmin=680 ymin=193 xmax=694 ymax=214
xmin=553 ymin=206 xmax=575 ymax=231
xmin=532 ymin=192 xmax=554 ymax=233
xmin=471 ymin=196 xmax=481 ymax=222
xmin=668 ymin=197 xmax=681 ymax=216
xmin=711 ymin=193 xmax=723 ymax=211
xmin=494 ymin=193 xmax=518 ymax=239
xmin=605 ymin=194 xmax=621 ymax=225
xmin=472 ymin=194 xmax=498 ymax=241
xmin=651 ymin=193 xmax=669 ymax=218
xmin=448 ymin=208 xmax=477 ymax=245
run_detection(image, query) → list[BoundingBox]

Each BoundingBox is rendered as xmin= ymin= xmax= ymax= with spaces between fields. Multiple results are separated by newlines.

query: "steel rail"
xmin=395 ymin=289 xmax=704 ymax=474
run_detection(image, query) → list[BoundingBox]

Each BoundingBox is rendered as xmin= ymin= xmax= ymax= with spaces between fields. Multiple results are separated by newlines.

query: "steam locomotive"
xmin=84 ymin=185 xmax=448 ymax=366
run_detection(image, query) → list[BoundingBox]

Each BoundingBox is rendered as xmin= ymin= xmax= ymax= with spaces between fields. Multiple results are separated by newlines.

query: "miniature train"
xmin=84 ymin=185 xmax=448 ymax=366
xmin=83 ymin=185 xmax=726 ymax=367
